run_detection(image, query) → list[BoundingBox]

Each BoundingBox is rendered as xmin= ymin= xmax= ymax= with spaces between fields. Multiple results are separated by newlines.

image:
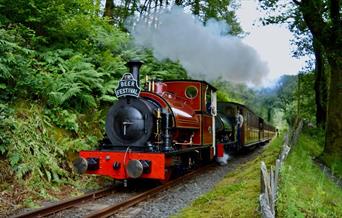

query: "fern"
xmin=2 ymin=102 xmax=97 ymax=191
xmin=44 ymin=108 xmax=79 ymax=132
xmin=0 ymin=30 xmax=34 ymax=81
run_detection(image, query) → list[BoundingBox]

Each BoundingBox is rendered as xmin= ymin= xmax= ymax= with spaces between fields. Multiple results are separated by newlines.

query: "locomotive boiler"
xmin=74 ymin=60 xmax=276 ymax=182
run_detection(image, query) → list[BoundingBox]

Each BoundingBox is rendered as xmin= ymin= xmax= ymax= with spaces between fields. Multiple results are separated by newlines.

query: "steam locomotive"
xmin=73 ymin=60 xmax=276 ymax=182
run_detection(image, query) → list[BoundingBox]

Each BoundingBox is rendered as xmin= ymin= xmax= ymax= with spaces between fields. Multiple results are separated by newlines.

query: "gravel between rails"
xmin=48 ymin=191 xmax=135 ymax=218
xmin=113 ymin=145 xmax=266 ymax=218
xmin=47 ymin=181 xmax=159 ymax=218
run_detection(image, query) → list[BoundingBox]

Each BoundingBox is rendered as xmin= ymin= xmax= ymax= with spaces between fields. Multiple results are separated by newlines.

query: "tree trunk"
xmin=103 ymin=0 xmax=114 ymax=20
xmin=313 ymin=38 xmax=327 ymax=128
xmin=267 ymin=107 xmax=272 ymax=122
xmin=295 ymin=0 xmax=342 ymax=170
xmin=324 ymin=53 xmax=342 ymax=161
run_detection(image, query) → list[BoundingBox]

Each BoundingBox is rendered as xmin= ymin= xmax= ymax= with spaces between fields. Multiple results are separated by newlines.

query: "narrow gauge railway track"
xmin=12 ymin=187 xmax=117 ymax=218
xmin=85 ymin=164 xmax=216 ymax=218
xmin=12 ymin=164 xmax=215 ymax=218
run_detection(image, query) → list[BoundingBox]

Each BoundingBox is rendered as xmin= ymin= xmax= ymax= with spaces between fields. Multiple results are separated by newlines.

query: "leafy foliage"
xmin=140 ymin=51 xmax=189 ymax=80
xmin=272 ymin=74 xmax=316 ymax=125
xmin=212 ymin=79 xmax=255 ymax=104
xmin=0 ymin=0 xmax=98 ymax=43
xmin=0 ymin=27 xmax=35 ymax=99
xmin=0 ymin=0 xmax=251 ymax=210
xmin=0 ymin=0 xmax=195 ymax=204
xmin=45 ymin=108 xmax=79 ymax=132
xmin=0 ymin=100 xmax=104 ymax=195
xmin=0 ymin=0 xmax=124 ymax=201
xmin=248 ymin=74 xmax=316 ymax=128
xmin=0 ymin=103 xmax=13 ymax=154
xmin=3 ymin=103 xmax=65 ymax=185
xmin=259 ymin=0 xmax=342 ymax=185
xmin=102 ymin=0 xmax=243 ymax=35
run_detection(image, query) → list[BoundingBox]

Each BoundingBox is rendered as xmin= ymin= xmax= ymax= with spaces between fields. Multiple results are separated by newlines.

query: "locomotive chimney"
xmin=126 ymin=60 xmax=144 ymax=87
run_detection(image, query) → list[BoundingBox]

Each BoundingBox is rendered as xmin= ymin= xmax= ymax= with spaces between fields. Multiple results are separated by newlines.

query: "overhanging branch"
xmin=298 ymin=0 xmax=332 ymax=49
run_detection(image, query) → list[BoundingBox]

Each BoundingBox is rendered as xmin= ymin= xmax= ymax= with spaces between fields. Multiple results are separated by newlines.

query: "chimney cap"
xmin=126 ymin=60 xmax=144 ymax=68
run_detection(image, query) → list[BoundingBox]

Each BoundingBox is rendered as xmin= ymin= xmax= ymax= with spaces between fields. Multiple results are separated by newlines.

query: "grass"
xmin=174 ymin=128 xmax=342 ymax=218
xmin=173 ymin=135 xmax=284 ymax=218
xmin=321 ymin=154 xmax=342 ymax=179
xmin=277 ymin=129 xmax=342 ymax=217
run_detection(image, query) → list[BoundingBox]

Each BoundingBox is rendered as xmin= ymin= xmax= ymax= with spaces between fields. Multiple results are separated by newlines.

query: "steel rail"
xmin=85 ymin=164 xmax=216 ymax=218
xmin=12 ymin=187 xmax=115 ymax=218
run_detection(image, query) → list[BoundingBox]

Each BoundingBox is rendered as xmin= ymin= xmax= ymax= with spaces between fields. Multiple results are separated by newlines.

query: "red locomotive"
xmin=74 ymin=60 xmax=276 ymax=182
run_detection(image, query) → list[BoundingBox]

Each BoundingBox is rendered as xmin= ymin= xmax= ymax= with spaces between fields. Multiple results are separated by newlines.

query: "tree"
xmin=293 ymin=0 xmax=341 ymax=166
xmin=259 ymin=0 xmax=328 ymax=128
xmin=275 ymin=75 xmax=298 ymax=125
xmin=313 ymin=38 xmax=327 ymax=128
xmin=260 ymin=0 xmax=342 ymax=169
xmin=100 ymin=0 xmax=242 ymax=35
xmin=298 ymin=72 xmax=316 ymax=121
xmin=104 ymin=0 xmax=114 ymax=21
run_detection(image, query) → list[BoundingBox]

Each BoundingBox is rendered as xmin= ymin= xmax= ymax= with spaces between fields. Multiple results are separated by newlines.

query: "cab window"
xmin=185 ymin=86 xmax=198 ymax=99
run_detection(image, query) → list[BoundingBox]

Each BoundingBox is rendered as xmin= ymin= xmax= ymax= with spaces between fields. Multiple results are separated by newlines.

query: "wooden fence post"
xmin=260 ymin=121 xmax=303 ymax=218
xmin=260 ymin=193 xmax=274 ymax=218
xmin=275 ymin=159 xmax=280 ymax=195
xmin=260 ymin=161 xmax=274 ymax=218
xmin=270 ymin=166 xmax=275 ymax=215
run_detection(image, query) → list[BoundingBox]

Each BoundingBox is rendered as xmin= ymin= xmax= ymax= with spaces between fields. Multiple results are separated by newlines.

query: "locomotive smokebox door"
xmin=105 ymin=97 xmax=154 ymax=147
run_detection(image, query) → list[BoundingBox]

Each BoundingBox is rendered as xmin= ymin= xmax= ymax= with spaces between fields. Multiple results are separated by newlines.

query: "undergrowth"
xmin=320 ymin=153 xmax=342 ymax=179
xmin=0 ymin=100 xmax=104 ymax=214
xmin=174 ymin=135 xmax=284 ymax=217
xmin=304 ymin=128 xmax=342 ymax=178
xmin=277 ymin=128 xmax=342 ymax=217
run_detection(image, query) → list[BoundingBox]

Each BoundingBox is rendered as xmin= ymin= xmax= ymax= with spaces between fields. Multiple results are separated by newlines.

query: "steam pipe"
xmin=126 ymin=60 xmax=144 ymax=87
xmin=163 ymin=111 xmax=172 ymax=152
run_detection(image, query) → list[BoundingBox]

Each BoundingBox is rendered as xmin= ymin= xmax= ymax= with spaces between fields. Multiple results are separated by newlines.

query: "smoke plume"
xmin=127 ymin=6 xmax=269 ymax=85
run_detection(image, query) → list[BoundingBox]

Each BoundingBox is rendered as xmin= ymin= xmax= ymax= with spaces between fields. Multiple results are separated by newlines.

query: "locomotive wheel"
xmin=202 ymin=147 xmax=212 ymax=164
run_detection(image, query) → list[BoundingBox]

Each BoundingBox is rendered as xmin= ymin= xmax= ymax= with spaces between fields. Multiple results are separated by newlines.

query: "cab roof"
xmin=162 ymin=80 xmax=217 ymax=91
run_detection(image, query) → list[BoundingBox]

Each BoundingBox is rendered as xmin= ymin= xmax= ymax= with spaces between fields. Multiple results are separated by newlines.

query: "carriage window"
xmin=185 ymin=86 xmax=198 ymax=99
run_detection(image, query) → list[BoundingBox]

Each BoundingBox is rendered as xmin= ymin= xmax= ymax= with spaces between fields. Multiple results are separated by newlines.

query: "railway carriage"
xmin=74 ymin=60 xmax=276 ymax=182
xmin=216 ymin=102 xmax=275 ymax=151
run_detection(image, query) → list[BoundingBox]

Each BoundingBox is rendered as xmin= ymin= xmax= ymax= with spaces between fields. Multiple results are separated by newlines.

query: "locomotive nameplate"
xmin=115 ymin=73 xmax=141 ymax=98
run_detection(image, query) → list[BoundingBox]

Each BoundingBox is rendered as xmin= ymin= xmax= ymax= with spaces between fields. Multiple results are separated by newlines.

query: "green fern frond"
xmin=99 ymin=95 xmax=117 ymax=102
xmin=59 ymin=83 xmax=82 ymax=104
xmin=79 ymin=93 xmax=96 ymax=108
